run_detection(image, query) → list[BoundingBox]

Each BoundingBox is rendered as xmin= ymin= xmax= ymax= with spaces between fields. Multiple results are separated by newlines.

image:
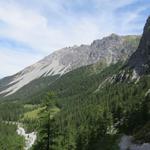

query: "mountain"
xmin=31 ymin=17 xmax=150 ymax=150
xmin=0 ymin=16 xmax=150 ymax=150
xmin=127 ymin=16 xmax=150 ymax=75
xmin=0 ymin=34 xmax=140 ymax=98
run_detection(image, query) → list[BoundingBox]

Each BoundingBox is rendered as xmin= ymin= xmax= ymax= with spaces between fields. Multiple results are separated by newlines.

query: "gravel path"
xmin=119 ymin=135 xmax=150 ymax=150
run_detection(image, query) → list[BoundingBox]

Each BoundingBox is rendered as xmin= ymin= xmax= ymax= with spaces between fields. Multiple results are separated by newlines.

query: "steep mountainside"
xmin=0 ymin=34 xmax=140 ymax=97
xmin=127 ymin=16 xmax=150 ymax=75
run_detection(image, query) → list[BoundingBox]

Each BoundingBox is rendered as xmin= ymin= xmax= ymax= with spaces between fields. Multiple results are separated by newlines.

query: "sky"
xmin=0 ymin=0 xmax=149 ymax=78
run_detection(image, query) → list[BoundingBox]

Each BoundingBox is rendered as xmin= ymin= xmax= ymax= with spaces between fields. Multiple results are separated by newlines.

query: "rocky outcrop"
xmin=127 ymin=16 xmax=150 ymax=75
xmin=119 ymin=135 xmax=150 ymax=150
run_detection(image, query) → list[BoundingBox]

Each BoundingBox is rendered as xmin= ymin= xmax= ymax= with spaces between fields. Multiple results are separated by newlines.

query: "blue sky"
xmin=0 ymin=0 xmax=149 ymax=78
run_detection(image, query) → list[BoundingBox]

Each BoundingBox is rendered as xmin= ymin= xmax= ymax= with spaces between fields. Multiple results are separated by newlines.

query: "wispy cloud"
xmin=0 ymin=0 xmax=149 ymax=77
xmin=0 ymin=48 xmax=42 ymax=77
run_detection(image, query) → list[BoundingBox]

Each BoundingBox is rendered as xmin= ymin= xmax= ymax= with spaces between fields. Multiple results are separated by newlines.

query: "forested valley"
xmin=0 ymin=61 xmax=150 ymax=150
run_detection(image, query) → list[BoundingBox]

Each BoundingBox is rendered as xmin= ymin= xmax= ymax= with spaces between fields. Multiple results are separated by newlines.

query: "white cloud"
xmin=0 ymin=48 xmax=42 ymax=78
xmin=0 ymin=0 xmax=149 ymax=77
xmin=0 ymin=1 xmax=99 ymax=54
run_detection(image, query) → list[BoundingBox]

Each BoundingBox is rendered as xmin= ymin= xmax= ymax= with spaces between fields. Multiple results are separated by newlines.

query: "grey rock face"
xmin=0 ymin=34 xmax=140 ymax=96
xmin=119 ymin=135 xmax=150 ymax=150
xmin=127 ymin=16 xmax=150 ymax=75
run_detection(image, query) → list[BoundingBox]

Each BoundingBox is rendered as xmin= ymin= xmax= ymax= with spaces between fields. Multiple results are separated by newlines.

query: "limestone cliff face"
xmin=0 ymin=34 xmax=140 ymax=96
xmin=127 ymin=16 xmax=150 ymax=75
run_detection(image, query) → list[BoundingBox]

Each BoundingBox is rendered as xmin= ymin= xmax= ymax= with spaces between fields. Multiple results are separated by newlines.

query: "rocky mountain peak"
xmin=127 ymin=16 xmax=150 ymax=75
xmin=91 ymin=33 xmax=121 ymax=49
xmin=0 ymin=34 xmax=140 ymax=96
xmin=108 ymin=33 xmax=120 ymax=40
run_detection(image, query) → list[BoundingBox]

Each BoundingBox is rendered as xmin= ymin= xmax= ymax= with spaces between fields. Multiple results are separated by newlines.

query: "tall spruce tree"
xmin=34 ymin=92 xmax=56 ymax=150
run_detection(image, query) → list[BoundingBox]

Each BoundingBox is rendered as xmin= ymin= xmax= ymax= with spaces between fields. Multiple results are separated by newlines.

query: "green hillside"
xmin=1 ymin=75 xmax=59 ymax=103
xmin=0 ymin=60 xmax=150 ymax=150
xmin=32 ymin=61 xmax=150 ymax=150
